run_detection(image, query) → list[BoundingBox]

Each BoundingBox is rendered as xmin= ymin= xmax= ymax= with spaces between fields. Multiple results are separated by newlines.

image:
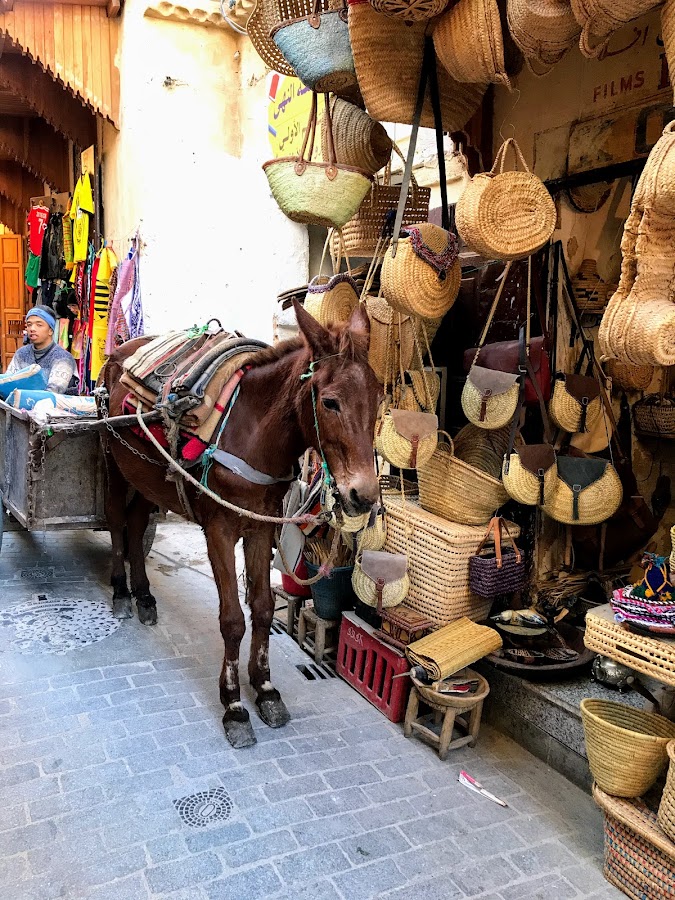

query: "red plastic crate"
xmin=336 ymin=612 xmax=410 ymax=723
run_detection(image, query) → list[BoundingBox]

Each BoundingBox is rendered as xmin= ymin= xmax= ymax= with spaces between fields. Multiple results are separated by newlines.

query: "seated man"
xmin=6 ymin=307 xmax=78 ymax=394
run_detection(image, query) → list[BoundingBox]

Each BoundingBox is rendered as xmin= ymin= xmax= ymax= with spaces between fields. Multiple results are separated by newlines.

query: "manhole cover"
xmin=20 ymin=567 xmax=55 ymax=580
xmin=174 ymin=788 xmax=233 ymax=828
xmin=0 ymin=594 xmax=120 ymax=655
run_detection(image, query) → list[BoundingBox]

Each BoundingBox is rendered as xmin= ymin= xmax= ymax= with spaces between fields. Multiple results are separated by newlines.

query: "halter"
xmin=300 ymin=353 xmax=340 ymax=490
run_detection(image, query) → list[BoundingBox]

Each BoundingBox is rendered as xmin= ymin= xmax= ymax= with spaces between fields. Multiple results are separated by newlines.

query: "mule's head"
xmin=294 ymin=300 xmax=381 ymax=515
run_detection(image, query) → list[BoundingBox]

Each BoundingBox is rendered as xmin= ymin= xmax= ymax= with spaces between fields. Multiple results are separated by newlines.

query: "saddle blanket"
xmin=120 ymin=327 xmax=267 ymax=444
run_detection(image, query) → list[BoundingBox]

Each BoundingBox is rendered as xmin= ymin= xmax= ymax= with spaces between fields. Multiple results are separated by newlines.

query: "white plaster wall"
xmin=102 ymin=0 xmax=308 ymax=342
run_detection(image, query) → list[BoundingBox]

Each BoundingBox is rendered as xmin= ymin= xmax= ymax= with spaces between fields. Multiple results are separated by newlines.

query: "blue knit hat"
xmin=26 ymin=307 xmax=56 ymax=330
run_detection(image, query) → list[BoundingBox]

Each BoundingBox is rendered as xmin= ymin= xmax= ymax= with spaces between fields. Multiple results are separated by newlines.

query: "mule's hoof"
xmin=112 ymin=595 xmax=133 ymax=619
xmin=256 ymin=692 xmax=291 ymax=729
xmin=136 ymin=598 xmax=157 ymax=626
xmin=222 ymin=715 xmax=257 ymax=749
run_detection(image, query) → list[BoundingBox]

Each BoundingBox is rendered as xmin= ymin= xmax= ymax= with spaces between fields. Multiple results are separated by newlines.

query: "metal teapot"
xmin=591 ymin=655 xmax=636 ymax=692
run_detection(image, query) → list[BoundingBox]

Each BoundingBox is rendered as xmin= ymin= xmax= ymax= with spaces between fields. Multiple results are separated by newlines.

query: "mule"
xmin=100 ymin=302 xmax=381 ymax=747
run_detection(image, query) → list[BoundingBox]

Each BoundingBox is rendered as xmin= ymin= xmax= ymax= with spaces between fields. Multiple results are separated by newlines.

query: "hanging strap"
xmin=470 ymin=261 xmax=513 ymax=366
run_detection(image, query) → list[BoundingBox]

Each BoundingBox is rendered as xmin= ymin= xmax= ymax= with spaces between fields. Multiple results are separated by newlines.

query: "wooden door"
xmin=0 ymin=235 xmax=26 ymax=371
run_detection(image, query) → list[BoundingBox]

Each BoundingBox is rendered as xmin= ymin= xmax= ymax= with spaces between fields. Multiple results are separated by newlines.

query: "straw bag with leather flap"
xmin=376 ymin=406 xmax=439 ymax=469
xmin=542 ymin=456 xmax=623 ymax=525
xmin=469 ymin=516 xmax=527 ymax=599
xmin=352 ymin=549 xmax=410 ymax=612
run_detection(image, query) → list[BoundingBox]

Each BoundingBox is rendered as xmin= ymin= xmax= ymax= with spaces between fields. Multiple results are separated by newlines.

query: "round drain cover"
xmin=174 ymin=788 xmax=234 ymax=828
xmin=0 ymin=595 xmax=120 ymax=655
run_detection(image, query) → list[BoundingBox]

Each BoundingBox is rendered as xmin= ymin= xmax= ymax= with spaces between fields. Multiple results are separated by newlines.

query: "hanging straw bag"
xmin=503 ymin=442 xmax=557 ymax=506
xmin=456 ymin=138 xmax=556 ymax=261
xmin=370 ymin=0 xmax=450 ymax=21
xmin=418 ymin=432 xmax=509 ymax=526
xmin=542 ymin=456 xmax=623 ymax=525
xmin=433 ymin=0 xmax=512 ymax=88
xmin=550 ymin=373 xmax=602 ymax=433
xmin=506 ymin=0 xmax=580 ymax=73
xmin=469 ymin=516 xmax=527 ymax=599
xmin=632 ymin=394 xmax=675 ymax=440
xmin=375 ymin=405 xmax=439 ymax=470
xmin=352 ymin=549 xmax=410 ymax=611
xmin=365 ymin=296 xmax=416 ymax=383
xmin=321 ymin=98 xmax=392 ymax=175
xmin=394 ymin=369 xmax=441 ymax=413
xmin=263 ymin=92 xmax=373 ymax=229
xmin=271 ymin=0 xmax=356 ymax=93
xmin=334 ymin=145 xmax=431 ymax=258
xmin=304 ymin=232 xmax=359 ymax=327
xmin=605 ymin=359 xmax=654 ymax=392
xmin=357 ymin=507 xmax=387 ymax=550
xmin=571 ymin=0 xmax=660 ymax=59
xmin=461 ymin=261 xmax=520 ymax=430
xmin=382 ymin=223 xmax=461 ymax=321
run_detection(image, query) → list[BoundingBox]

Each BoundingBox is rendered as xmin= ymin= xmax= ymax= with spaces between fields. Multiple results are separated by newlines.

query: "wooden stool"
xmin=404 ymin=668 xmax=489 ymax=760
xmin=272 ymin=586 xmax=306 ymax=639
xmin=298 ymin=607 xmax=338 ymax=665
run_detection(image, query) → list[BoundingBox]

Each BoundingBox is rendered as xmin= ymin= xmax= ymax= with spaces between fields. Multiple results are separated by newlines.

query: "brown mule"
xmin=100 ymin=302 xmax=381 ymax=748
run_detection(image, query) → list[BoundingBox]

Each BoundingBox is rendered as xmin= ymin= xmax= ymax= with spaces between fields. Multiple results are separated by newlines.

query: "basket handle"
xmin=296 ymin=91 xmax=318 ymax=170
xmin=491 ymin=138 xmax=531 ymax=175
xmin=437 ymin=429 xmax=455 ymax=456
xmin=579 ymin=22 xmax=608 ymax=59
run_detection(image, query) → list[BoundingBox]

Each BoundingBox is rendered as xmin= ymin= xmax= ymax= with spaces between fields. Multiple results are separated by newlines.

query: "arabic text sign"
xmin=268 ymin=74 xmax=322 ymax=159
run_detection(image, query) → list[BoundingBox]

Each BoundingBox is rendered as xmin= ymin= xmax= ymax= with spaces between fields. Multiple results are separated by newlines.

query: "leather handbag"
xmin=462 ymin=258 xmax=552 ymax=406
xmin=469 ymin=516 xmax=527 ymax=599
xmin=352 ymin=550 xmax=410 ymax=612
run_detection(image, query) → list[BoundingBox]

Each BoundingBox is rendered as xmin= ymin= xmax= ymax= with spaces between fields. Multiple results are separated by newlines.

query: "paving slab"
xmin=0 ymin=518 xmax=621 ymax=899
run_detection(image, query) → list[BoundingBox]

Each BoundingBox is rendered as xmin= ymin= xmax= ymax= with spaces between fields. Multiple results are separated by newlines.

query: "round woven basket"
xmin=370 ymin=0 xmax=449 ymax=20
xmin=366 ymin=295 xmax=416 ymax=384
xmin=352 ymin=562 xmax=409 ymax=608
xmin=572 ymin=259 xmax=611 ymax=313
xmin=581 ymin=699 xmax=675 ymax=798
xmin=454 ymin=423 xmax=511 ymax=478
xmin=394 ymin=370 xmax=441 ymax=412
xmin=461 ymin=371 xmax=520 ymax=429
xmin=375 ymin=411 xmax=439 ymax=470
xmin=549 ymin=379 xmax=603 ymax=434
xmin=571 ymin=0 xmax=661 ymax=58
xmin=433 ymin=0 xmax=512 ymax=88
xmin=605 ymin=359 xmax=655 ymax=391
xmin=502 ymin=445 xmax=557 ymax=506
xmin=348 ymin=0 xmax=485 ymax=128
xmin=506 ymin=0 xmax=580 ymax=71
xmin=456 ymin=139 xmax=556 ymax=261
xmin=321 ymin=98 xmax=392 ymax=175
xmin=658 ymin=741 xmax=675 ymax=842
xmin=304 ymin=273 xmax=359 ymax=326
xmin=382 ymin=223 xmax=461 ymax=320
xmin=357 ymin=515 xmax=387 ymax=551
xmin=418 ymin=432 xmax=508 ymax=526
xmin=247 ymin=0 xmax=297 ymax=75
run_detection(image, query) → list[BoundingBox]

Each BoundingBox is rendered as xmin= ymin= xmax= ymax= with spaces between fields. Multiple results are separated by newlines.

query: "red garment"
xmin=27 ymin=206 xmax=50 ymax=256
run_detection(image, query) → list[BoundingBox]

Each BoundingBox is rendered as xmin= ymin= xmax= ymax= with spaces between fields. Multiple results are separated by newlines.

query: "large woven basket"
xmin=453 ymin=422 xmax=511 ymax=478
xmin=370 ymin=0 xmax=449 ymax=20
xmin=321 ymin=98 xmax=392 ymax=175
xmin=418 ymin=432 xmax=509 ymax=526
xmin=382 ymin=494 xmax=519 ymax=626
xmin=333 ymin=147 xmax=431 ymax=258
xmin=433 ymin=0 xmax=512 ymax=88
xmin=507 ymin=0 xmax=580 ymax=71
xmin=594 ymin=785 xmax=675 ymax=900
xmin=348 ymin=0 xmax=485 ymax=128
xmin=304 ymin=272 xmax=359 ymax=326
xmin=571 ymin=0 xmax=661 ymax=58
xmin=382 ymin=223 xmax=461 ymax=320
xmin=365 ymin=295 xmax=416 ymax=384
xmin=633 ymin=394 xmax=675 ymax=440
xmin=658 ymin=741 xmax=675 ymax=843
xmin=456 ymin=138 xmax=556 ymax=261
xmin=581 ymin=698 xmax=675 ymax=798
xmin=606 ymin=359 xmax=655 ymax=391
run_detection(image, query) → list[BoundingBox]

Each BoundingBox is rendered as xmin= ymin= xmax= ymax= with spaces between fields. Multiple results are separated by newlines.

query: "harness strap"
xmin=208 ymin=449 xmax=295 ymax=485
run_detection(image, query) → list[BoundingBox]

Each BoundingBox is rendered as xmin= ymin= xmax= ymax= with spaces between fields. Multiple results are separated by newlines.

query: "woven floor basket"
xmin=370 ymin=0 xmax=449 ymax=20
xmin=382 ymin=495 xmax=519 ymax=626
xmin=581 ymin=699 xmax=675 ymax=798
xmin=321 ymin=98 xmax=392 ymax=175
xmin=418 ymin=433 xmax=509 ymax=526
xmin=406 ymin=617 xmax=503 ymax=680
xmin=382 ymin=223 xmax=461 ymax=320
xmin=348 ymin=0 xmax=485 ymax=128
xmin=304 ymin=273 xmax=359 ymax=326
xmin=658 ymin=741 xmax=675 ymax=843
xmin=365 ymin=296 xmax=416 ymax=384
xmin=433 ymin=0 xmax=512 ymax=88
xmin=606 ymin=359 xmax=655 ymax=391
xmin=506 ymin=0 xmax=580 ymax=70
xmin=456 ymin=138 xmax=556 ymax=261
xmin=571 ymin=0 xmax=661 ymax=58
xmin=633 ymin=394 xmax=675 ymax=440
xmin=594 ymin=785 xmax=675 ymax=900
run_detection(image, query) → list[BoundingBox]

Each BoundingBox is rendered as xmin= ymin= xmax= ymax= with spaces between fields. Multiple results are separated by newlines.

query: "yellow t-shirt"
xmin=70 ymin=173 xmax=95 ymax=263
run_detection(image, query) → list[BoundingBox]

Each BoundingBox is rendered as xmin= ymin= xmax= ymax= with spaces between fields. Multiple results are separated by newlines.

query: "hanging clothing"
xmin=27 ymin=205 xmax=50 ymax=256
xmin=106 ymin=235 xmax=143 ymax=352
xmin=70 ymin=173 xmax=95 ymax=263
xmin=88 ymin=245 xmax=118 ymax=382
xmin=40 ymin=213 xmax=66 ymax=281
xmin=24 ymin=253 xmax=41 ymax=291
xmin=62 ymin=212 xmax=74 ymax=271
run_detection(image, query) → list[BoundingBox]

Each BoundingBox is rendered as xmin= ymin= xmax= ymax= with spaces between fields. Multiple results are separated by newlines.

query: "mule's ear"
xmin=293 ymin=299 xmax=333 ymax=356
xmin=348 ymin=302 xmax=370 ymax=351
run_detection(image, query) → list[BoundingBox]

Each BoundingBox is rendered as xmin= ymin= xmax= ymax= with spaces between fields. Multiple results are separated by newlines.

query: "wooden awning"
xmin=0 ymin=2 xmax=120 ymax=125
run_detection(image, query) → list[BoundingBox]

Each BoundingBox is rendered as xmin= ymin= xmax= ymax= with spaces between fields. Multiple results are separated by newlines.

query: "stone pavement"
xmin=0 ymin=517 xmax=621 ymax=900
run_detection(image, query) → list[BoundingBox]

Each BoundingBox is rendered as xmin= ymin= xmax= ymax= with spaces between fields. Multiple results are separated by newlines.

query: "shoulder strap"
xmin=471 ymin=261 xmax=513 ymax=364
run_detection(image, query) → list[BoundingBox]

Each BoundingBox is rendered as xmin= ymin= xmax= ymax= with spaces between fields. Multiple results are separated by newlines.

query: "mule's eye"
xmin=322 ymin=397 xmax=340 ymax=413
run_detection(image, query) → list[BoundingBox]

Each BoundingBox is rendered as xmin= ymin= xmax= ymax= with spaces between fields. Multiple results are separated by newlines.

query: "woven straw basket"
xmin=605 ymin=359 xmax=654 ymax=392
xmin=321 ymin=98 xmax=392 ymax=175
xmin=323 ymin=489 xmax=370 ymax=533
xmin=549 ymin=376 xmax=603 ymax=434
xmin=507 ymin=0 xmax=580 ymax=71
xmin=461 ymin=367 xmax=520 ymax=430
xmin=658 ymin=741 xmax=675 ymax=842
xmin=571 ymin=0 xmax=661 ymax=58
xmin=382 ymin=223 xmax=461 ymax=321
xmin=418 ymin=432 xmax=509 ymax=526
xmin=366 ymin=296 xmax=416 ymax=384
xmin=375 ymin=407 xmax=439 ymax=470
xmin=433 ymin=0 xmax=512 ymax=88
xmin=383 ymin=494 xmax=519 ymax=626
xmin=406 ymin=617 xmax=503 ymax=680
xmin=581 ymin=699 xmax=675 ymax=798
xmin=333 ymin=147 xmax=431 ymax=258
xmin=357 ymin=515 xmax=387 ymax=551
xmin=394 ymin=370 xmax=441 ymax=413
xmin=348 ymin=0 xmax=485 ymax=128
xmin=456 ymin=138 xmax=556 ymax=261
xmin=304 ymin=273 xmax=359 ymax=326
xmin=454 ymin=423 xmax=510 ymax=478
xmin=352 ymin=559 xmax=410 ymax=609
xmin=503 ymin=445 xmax=557 ymax=506
xmin=247 ymin=0 xmax=297 ymax=75
xmin=542 ymin=458 xmax=622 ymax=525
xmin=370 ymin=0 xmax=449 ymax=20
xmin=572 ymin=259 xmax=612 ymax=313
xmin=633 ymin=394 xmax=675 ymax=440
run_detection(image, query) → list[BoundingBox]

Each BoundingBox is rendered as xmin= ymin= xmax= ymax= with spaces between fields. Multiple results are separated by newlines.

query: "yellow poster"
xmin=267 ymin=74 xmax=323 ymax=159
